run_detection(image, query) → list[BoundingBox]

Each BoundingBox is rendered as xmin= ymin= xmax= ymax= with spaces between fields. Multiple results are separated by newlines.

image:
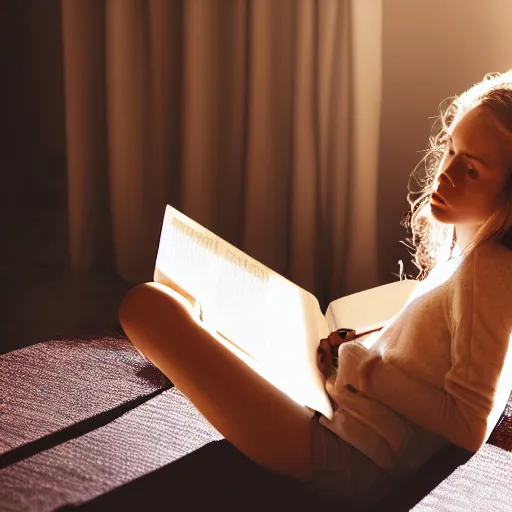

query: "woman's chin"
xmin=429 ymin=202 xmax=453 ymax=223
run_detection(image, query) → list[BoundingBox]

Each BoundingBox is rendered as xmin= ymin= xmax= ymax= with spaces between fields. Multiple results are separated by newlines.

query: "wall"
xmin=378 ymin=0 xmax=512 ymax=282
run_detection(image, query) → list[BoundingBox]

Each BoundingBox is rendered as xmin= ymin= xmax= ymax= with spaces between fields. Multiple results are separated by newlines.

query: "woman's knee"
xmin=119 ymin=282 xmax=153 ymax=328
xmin=119 ymin=283 xmax=185 ymax=361
xmin=119 ymin=282 xmax=187 ymax=335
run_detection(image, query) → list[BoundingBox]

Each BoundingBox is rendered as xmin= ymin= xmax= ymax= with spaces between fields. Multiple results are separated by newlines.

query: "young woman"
xmin=119 ymin=71 xmax=512 ymax=506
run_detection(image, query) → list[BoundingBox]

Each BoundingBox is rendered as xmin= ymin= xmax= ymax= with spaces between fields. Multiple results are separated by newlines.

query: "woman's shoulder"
xmin=449 ymin=240 xmax=512 ymax=322
xmin=457 ymin=239 xmax=512 ymax=287
xmin=467 ymin=239 xmax=512 ymax=266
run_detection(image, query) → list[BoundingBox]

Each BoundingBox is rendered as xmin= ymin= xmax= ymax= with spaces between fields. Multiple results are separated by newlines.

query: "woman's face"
xmin=431 ymin=106 xmax=512 ymax=226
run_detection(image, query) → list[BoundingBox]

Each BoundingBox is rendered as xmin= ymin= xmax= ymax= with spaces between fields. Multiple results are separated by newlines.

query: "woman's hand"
xmin=316 ymin=338 xmax=335 ymax=379
xmin=316 ymin=329 xmax=356 ymax=379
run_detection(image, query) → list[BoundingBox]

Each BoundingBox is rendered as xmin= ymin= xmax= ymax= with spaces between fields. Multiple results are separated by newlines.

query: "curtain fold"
xmin=61 ymin=0 xmax=109 ymax=270
xmin=61 ymin=0 xmax=382 ymax=304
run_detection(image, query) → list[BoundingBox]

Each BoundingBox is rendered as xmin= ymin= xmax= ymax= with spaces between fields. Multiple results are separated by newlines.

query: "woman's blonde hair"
xmin=403 ymin=70 xmax=512 ymax=279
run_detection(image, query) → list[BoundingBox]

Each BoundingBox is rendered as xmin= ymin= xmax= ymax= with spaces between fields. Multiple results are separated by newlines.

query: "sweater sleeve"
xmin=360 ymin=249 xmax=512 ymax=452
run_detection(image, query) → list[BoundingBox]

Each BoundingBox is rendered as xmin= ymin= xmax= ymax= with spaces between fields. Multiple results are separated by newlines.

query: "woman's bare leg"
xmin=119 ymin=282 xmax=314 ymax=480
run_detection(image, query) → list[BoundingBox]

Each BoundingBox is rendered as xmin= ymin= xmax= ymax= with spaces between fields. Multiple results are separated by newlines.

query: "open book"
xmin=154 ymin=205 xmax=418 ymax=419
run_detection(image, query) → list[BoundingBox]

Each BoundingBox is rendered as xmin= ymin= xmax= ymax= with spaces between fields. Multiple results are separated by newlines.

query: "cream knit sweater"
xmin=321 ymin=241 xmax=512 ymax=476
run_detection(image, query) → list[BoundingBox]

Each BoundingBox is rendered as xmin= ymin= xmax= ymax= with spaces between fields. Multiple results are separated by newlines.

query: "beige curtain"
xmin=61 ymin=0 xmax=382 ymax=306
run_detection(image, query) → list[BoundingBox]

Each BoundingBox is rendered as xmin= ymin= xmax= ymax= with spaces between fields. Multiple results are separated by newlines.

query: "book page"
xmin=325 ymin=279 xmax=419 ymax=334
xmin=154 ymin=206 xmax=332 ymax=418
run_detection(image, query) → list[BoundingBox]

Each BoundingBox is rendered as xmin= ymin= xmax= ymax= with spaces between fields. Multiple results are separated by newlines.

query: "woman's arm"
xmin=357 ymin=330 xmax=382 ymax=350
xmin=359 ymin=356 xmax=486 ymax=451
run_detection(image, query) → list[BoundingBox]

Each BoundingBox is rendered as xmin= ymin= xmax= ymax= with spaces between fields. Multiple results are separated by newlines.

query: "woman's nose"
xmin=439 ymin=160 xmax=458 ymax=186
xmin=439 ymin=171 xmax=455 ymax=187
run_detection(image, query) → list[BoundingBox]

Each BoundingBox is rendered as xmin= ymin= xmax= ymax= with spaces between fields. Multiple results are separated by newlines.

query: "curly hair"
xmin=403 ymin=71 xmax=512 ymax=280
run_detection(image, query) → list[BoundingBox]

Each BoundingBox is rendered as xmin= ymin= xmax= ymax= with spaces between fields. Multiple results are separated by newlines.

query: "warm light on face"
xmin=431 ymin=107 xmax=512 ymax=227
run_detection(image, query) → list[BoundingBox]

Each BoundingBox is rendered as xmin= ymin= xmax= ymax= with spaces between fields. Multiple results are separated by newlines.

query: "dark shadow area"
xmin=60 ymin=440 xmax=473 ymax=512
xmin=0 ymin=0 xmax=131 ymax=355
xmin=380 ymin=444 xmax=473 ymax=511
xmin=1 ymin=269 xmax=131 ymax=355
xmin=65 ymin=440 xmax=330 ymax=512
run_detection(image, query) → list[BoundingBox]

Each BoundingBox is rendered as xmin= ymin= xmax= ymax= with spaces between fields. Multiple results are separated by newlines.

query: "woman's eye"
xmin=467 ymin=168 xmax=478 ymax=179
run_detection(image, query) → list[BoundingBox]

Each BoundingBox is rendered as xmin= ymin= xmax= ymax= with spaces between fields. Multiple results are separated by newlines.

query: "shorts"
xmin=300 ymin=412 xmax=397 ymax=507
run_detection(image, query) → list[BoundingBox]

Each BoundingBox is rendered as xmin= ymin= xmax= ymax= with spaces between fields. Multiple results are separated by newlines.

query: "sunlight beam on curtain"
xmin=344 ymin=0 xmax=382 ymax=294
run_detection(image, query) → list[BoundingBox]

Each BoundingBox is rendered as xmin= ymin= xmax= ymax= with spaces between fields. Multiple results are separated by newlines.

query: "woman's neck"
xmin=455 ymin=224 xmax=480 ymax=252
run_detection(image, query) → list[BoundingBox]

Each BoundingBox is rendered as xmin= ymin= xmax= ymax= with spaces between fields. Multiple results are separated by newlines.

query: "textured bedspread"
xmin=0 ymin=335 xmax=169 ymax=456
xmin=0 ymin=388 xmax=223 ymax=512
xmin=0 ymin=334 xmax=511 ymax=511
xmin=413 ymin=444 xmax=512 ymax=511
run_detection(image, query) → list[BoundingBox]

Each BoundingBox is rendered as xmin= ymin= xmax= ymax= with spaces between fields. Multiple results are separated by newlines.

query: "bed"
xmin=1 ymin=333 xmax=511 ymax=511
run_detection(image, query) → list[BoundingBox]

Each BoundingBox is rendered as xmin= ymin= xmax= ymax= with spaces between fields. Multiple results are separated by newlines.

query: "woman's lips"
xmin=431 ymin=191 xmax=447 ymax=206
